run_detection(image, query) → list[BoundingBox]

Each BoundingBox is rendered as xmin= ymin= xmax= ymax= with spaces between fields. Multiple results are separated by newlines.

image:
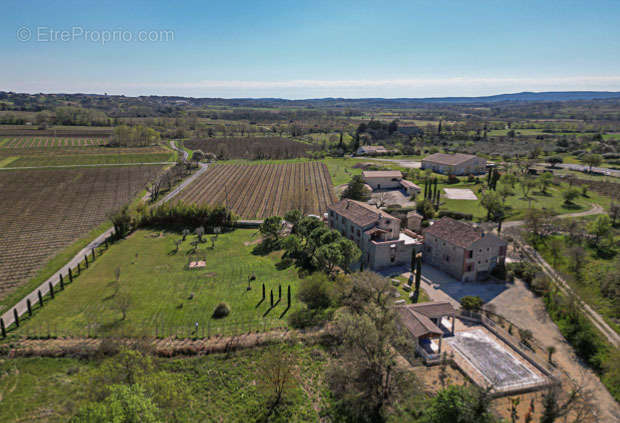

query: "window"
xmin=466 ymin=264 xmax=473 ymax=272
xmin=390 ymin=256 xmax=395 ymax=263
xmin=445 ymin=255 xmax=450 ymax=262
xmin=467 ymin=250 xmax=473 ymax=258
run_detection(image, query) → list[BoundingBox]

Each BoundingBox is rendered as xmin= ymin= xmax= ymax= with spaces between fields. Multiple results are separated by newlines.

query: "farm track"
xmin=174 ymin=162 xmax=336 ymax=219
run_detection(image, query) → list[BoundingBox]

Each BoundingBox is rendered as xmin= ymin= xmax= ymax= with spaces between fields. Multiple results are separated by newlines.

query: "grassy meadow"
xmin=0 ymin=344 xmax=327 ymax=422
xmin=12 ymin=229 xmax=304 ymax=338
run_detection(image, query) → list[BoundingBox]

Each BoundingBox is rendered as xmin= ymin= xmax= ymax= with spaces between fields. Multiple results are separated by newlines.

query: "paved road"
xmin=1 ymin=143 xmax=205 ymax=330
xmin=552 ymin=162 xmax=620 ymax=178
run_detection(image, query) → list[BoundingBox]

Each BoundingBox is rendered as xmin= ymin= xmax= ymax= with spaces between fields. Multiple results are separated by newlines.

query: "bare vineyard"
xmin=0 ymin=166 xmax=162 ymax=300
xmin=174 ymin=162 xmax=337 ymax=218
xmin=185 ymin=136 xmax=320 ymax=160
xmin=0 ymin=137 xmax=108 ymax=148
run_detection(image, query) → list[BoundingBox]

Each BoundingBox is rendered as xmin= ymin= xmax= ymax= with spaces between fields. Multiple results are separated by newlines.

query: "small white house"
xmin=362 ymin=170 xmax=403 ymax=190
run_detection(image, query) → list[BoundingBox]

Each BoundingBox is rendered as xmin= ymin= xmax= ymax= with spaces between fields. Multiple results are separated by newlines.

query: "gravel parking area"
xmin=443 ymin=188 xmax=478 ymax=200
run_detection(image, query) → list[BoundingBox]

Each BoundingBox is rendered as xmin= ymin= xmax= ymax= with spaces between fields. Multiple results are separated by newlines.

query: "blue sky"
xmin=2 ymin=0 xmax=620 ymax=98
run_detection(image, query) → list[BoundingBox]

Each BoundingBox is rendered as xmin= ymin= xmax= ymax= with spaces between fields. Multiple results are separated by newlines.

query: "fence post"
xmin=84 ymin=255 xmax=88 ymax=268
xmin=77 ymin=263 xmax=80 ymax=275
xmin=38 ymin=290 xmax=44 ymax=307
xmin=92 ymin=248 xmax=96 ymax=261
xmin=270 ymin=289 xmax=273 ymax=307
xmin=262 ymin=283 xmax=265 ymax=300
xmin=1 ymin=318 xmax=5 ymax=338
xmin=13 ymin=309 xmax=19 ymax=327
xmin=278 ymin=284 xmax=281 ymax=301
xmin=49 ymin=282 xmax=54 ymax=299
xmin=287 ymin=285 xmax=291 ymax=307
xmin=69 ymin=268 xmax=73 ymax=282
xmin=59 ymin=274 xmax=64 ymax=290
xmin=27 ymin=299 xmax=32 ymax=316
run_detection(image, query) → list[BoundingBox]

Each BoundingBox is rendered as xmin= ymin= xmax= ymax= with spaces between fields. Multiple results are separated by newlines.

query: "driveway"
xmin=370 ymin=158 xmax=422 ymax=169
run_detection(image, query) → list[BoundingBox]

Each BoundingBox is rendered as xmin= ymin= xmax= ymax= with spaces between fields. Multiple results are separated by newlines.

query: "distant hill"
xmin=407 ymin=91 xmax=620 ymax=103
xmin=2 ymin=90 xmax=620 ymax=110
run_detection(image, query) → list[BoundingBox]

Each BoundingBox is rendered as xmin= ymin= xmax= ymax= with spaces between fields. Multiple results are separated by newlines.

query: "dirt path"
xmin=503 ymin=203 xmax=605 ymax=229
xmin=514 ymin=238 xmax=620 ymax=348
xmin=487 ymin=278 xmax=620 ymax=423
xmin=2 ymin=327 xmax=325 ymax=358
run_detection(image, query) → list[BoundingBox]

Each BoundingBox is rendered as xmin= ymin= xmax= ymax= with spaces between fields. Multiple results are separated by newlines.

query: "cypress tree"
xmin=27 ymin=298 xmax=32 ymax=316
xmin=59 ymin=274 xmax=64 ymax=290
xmin=270 ymin=289 xmax=273 ymax=307
xmin=13 ymin=309 xmax=19 ymax=327
xmin=278 ymin=284 xmax=282 ymax=300
xmin=49 ymin=282 xmax=54 ymax=299
xmin=92 ymin=248 xmax=96 ymax=261
xmin=84 ymin=255 xmax=88 ymax=268
xmin=414 ymin=254 xmax=422 ymax=303
xmin=1 ymin=318 xmax=5 ymax=338
xmin=38 ymin=290 xmax=44 ymax=307
xmin=69 ymin=268 xmax=73 ymax=282
xmin=262 ymin=283 xmax=265 ymax=300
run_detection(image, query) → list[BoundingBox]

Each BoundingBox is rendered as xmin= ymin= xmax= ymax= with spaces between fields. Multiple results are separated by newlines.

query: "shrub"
xmin=288 ymin=308 xmax=331 ymax=329
xmin=297 ymin=273 xmax=334 ymax=310
xmin=212 ymin=302 xmax=230 ymax=319
xmin=437 ymin=210 xmax=474 ymax=220
xmin=506 ymin=262 xmax=540 ymax=284
xmin=447 ymin=174 xmax=460 ymax=184
xmin=460 ymin=295 xmax=484 ymax=311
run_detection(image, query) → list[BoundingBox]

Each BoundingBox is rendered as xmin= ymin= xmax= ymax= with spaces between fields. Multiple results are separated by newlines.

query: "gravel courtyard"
xmin=443 ymin=188 xmax=478 ymax=200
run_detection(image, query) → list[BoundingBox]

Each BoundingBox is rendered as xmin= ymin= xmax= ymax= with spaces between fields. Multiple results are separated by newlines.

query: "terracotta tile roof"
xmin=362 ymin=170 xmax=402 ymax=179
xmin=400 ymin=179 xmax=421 ymax=189
xmin=397 ymin=307 xmax=443 ymax=338
xmin=423 ymin=217 xmax=484 ymax=249
xmin=329 ymin=199 xmax=397 ymax=227
xmin=407 ymin=301 xmax=455 ymax=319
xmin=422 ymin=153 xmax=479 ymax=166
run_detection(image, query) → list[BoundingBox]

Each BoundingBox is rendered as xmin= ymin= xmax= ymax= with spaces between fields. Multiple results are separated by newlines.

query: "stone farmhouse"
xmin=356 ymin=145 xmax=395 ymax=155
xmin=422 ymin=217 xmax=507 ymax=282
xmin=421 ymin=153 xmax=486 ymax=175
xmin=397 ymin=301 xmax=456 ymax=363
xmin=362 ymin=170 xmax=421 ymax=196
xmin=328 ymin=199 xmax=420 ymax=270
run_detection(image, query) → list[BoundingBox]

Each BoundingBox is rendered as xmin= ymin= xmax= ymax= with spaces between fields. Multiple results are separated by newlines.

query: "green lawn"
xmin=12 ymin=229 xmax=303 ymax=338
xmin=0 ymin=344 xmax=326 ymax=422
xmin=5 ymin=152 xmax=174 ymax=167
xmin=436 ymin=180 xmax=606 ymax=221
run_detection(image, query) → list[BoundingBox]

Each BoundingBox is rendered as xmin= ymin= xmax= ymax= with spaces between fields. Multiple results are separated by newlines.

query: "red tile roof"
xmin=362 ymin=170 xmax=402 ymax=179
xmin=423 ymin=217 xmax=484 ymax=249
xmin=329 ymin=199 xmax=397 ymax=227
xmin=397 ymin=307 xmax=443 ymax=338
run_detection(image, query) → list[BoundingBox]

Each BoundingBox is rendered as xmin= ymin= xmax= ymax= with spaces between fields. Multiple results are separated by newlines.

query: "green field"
xmin=12 ymin=229 xmax=303 ymax=338
xmin=2 ymin=152 xmax=174 ymax=168
xmin=433 ymin=179 xmax=608 ymax=221
xmin=535 ymin=231 xmax=620 ymax=334
xmin=0 ymin=344 xmax=326 ymax=422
